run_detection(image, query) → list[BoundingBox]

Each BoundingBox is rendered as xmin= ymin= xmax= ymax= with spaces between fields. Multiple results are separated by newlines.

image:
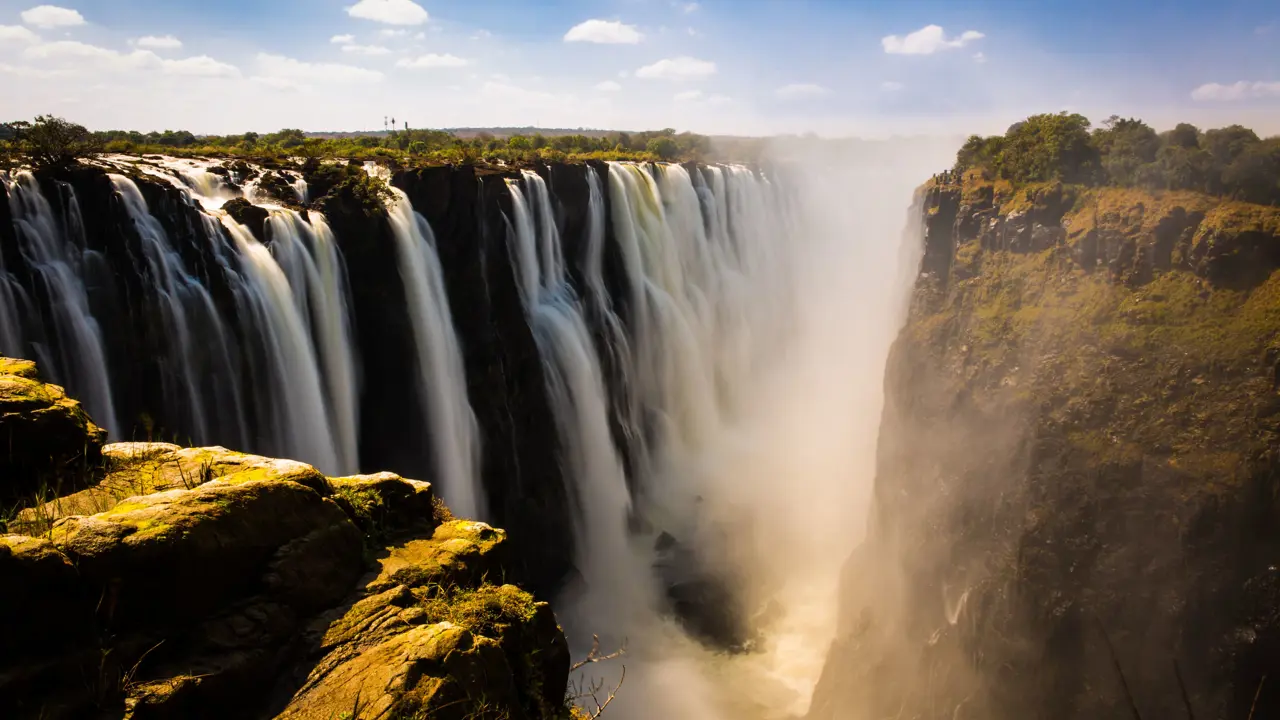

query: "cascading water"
xmin=217 ymin=216 xmax=343 ymax=474
xmin=532 ymin=160 xmax=888 ymax=720
xmin=3 ymin=171 xmax=120 ymax=435
xmin=384 ymin=187 xmax=482 ymax=518
xmin=110 ymin=175 xmax=246 ymax=446
xmin=265 ymin=210 xmax=360 ymax=474
xmin=506 ymin=170 xmax=652 ymax=633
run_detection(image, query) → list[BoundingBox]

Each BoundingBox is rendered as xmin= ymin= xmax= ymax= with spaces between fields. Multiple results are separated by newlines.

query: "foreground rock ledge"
xmin=0 ymin=360 xmax=570 ymax=720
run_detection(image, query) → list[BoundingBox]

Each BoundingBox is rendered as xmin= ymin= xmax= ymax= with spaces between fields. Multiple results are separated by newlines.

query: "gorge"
xmin=4 ymin=117 xmax=1280 ymax=720
xmin=1 ymin=137 xmax=952 ymax=719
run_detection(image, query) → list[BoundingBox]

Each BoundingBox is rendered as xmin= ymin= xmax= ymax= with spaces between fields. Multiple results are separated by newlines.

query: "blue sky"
xmin=1 ymin=0 xmax=1277 ymax=136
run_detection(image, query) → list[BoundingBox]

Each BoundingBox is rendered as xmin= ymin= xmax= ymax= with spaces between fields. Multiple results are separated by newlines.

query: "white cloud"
xmin=25 ymin=41 xmax=153 ymax=70
xmin=1190 ymin=80 xmax=1280 ymax=102
xmin=161 ymin=55 xmax=239 ymax=77
xmin=595 ymin=80 xmax=622 ymax=91
xmin=330 ymin=34 xmax=355 ymax=44
xmin=254 ymin=52 xmax=384 ymax=87
xmin=706 ymin=94 xmax=732 ymax=106
xmin=380 ymin=28 xmax=408 ymax=37
xmin=0 ymin=25 xmax=40 ymax=44
xmin=396 ymin=53 xmax=469 ymax=69
xmin=686 ymin=27 xmax=699 ymax=37
xmin=635 ymin=56 xmax=716 ymax=80
xmin=413 ymin=32 xmax=425 ymax=40
xmin=972 ymin=51 xmax=987 ymax=64
xmin=23 ymin=40 xmax=238 ymax=77
xmin=881 ymin=81 xmax=904 ymax=91
xmin=471 ymin=29 xmax=492 ymax=40
xmin=342 ymin=44 xmax=392 ymax=55
xmin=345 ymin=0 xmax=429 ymax=26
xmin=133 ymin=35 xmax=182 ymax=50
xmin=775 ymin=83 xmax=830 ymax=99
xmin=674 ymin=89 xmax=703 ymax=101
xmin=882 ymin=25 xmax=984 ymax=55
xmin=20 ymin=5 xmax=85 ymax=29
xmin=680 ymin=2 xmax=700 ymax=13
xmin=564 ymin=19 xmax=644 ymax=44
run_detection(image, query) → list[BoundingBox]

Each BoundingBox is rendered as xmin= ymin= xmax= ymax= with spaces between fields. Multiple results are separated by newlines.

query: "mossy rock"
xmin=0 ymin=356 xmax=106 ymax=510
xmin=366 ymin=520 xmax=511 ymax=593
xmin=50 ymin=477 xmax=362 ymax=631
xmin=329 ymin=472 xmax=437 ymax=539
xmin=10 ymin=443 xmax=329 ymax=535
xmin=279 ymin=621 xmax=522 ymax=720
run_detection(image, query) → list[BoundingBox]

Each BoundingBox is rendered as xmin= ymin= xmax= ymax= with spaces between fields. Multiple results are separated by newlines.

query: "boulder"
xmin=222 ymin=197 xmax=268 ymax=242
xmin=0 ymin=356 xmax=106 ymax=508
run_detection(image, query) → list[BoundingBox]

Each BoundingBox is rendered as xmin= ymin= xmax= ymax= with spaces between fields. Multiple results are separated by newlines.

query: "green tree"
xmin=19 ymin=115 xmax=103 ymax=170
xmin=1202 ymin=125 xmax=1260 ymax=166
xmin=995 ymin=112 xmax=1098 ymax=183
xmin=1221 ymin=141 xmax=1280 ymax=204
xmin=953 ymin=134 xmax=1005 ymax=174
xmin=1093 ymin=117 xmax=1159 ymax=185
xmin=1156 ymin=145 xmax=1217 ymax=193
xmin=1163 ymin=123 xmax=1200 ymax=149
xmin=646 ymin=136 xmax=679 ymax=160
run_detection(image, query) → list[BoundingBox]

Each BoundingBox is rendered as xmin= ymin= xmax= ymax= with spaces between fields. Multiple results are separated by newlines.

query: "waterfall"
xmin=218 ymin=216 xmax=343 ymax=474
xmin=506 ymin=170 xmax=650 ymax=628
xmin=582 ymin=168 xmax=641 ymax=464
xmin=292 ymin=175 xmax=310 ymax=204
xmin=110 ymin=175 xmax=246 ymax=445
xmin=384 ymin=187 xmax=482 ymax=518
xmin=265 ymin=210 xmax=360 ymax=474
xmin=3 ymin=171 xmax=120 ymax=436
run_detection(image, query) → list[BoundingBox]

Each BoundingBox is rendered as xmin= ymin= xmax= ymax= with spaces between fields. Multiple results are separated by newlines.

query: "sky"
xmin=1 ymin=0 xmax=1278 ymax=137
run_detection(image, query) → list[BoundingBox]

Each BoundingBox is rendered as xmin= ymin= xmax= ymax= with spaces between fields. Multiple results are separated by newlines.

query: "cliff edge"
xmin=811 ymin=174 xmax=1280 ymax=719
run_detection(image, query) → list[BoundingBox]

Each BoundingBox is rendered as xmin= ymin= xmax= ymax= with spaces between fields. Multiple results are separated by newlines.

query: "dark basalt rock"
xmin=223 ymin=197 xmax=268 ymax=242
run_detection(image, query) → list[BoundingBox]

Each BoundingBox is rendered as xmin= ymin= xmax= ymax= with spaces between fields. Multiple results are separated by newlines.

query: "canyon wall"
xmin=811 ymin=177 xmax=1280 ymax=719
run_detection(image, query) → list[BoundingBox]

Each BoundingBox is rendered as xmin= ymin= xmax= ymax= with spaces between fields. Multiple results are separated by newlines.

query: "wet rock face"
xmin=810 ymin=181 xmax=1280 ymax=720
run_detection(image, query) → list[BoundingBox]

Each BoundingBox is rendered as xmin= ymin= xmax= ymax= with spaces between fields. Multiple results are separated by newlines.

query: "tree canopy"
xmin=3 ymin=115 xmax=722 ymax=169
xmin=952 ymin=113 xmax=1280 ymax=205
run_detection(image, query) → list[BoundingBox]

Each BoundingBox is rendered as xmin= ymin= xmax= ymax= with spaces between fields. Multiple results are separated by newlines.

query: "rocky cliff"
xmin=0 ymin=357 xmax=570 ymax=719
xmin=2 ymin=161 xmax=606 ymax=596
xmin=810 ymin=176 xmax=1280 ymax=719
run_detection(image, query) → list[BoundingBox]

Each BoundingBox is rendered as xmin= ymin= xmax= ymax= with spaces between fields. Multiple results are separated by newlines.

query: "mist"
xmin=554 ymin=135 xmax=959 ymax=720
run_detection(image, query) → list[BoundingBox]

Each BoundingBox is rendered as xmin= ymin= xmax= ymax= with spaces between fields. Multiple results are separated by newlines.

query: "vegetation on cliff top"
xmin=950 ymin=112 xmax=1280 ymax=205
xmin=1 ymin=114 xmax=720 ymax=169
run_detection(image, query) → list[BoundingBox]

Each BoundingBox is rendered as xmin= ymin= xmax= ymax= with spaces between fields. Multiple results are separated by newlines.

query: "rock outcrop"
xmin=0 ymin=356 xmax=105 ymax=506
xmin=811 ymin=178 xmax=1280 ymax=719
xmin=0 ymin=359 xmax=570 ymax=720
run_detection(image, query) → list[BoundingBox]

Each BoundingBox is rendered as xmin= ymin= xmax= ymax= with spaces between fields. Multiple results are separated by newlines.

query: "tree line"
xmin=1 ymin=115 xmax=715 ymax=169
xmin=951 ymin=112 xmax=1280 ymax=205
